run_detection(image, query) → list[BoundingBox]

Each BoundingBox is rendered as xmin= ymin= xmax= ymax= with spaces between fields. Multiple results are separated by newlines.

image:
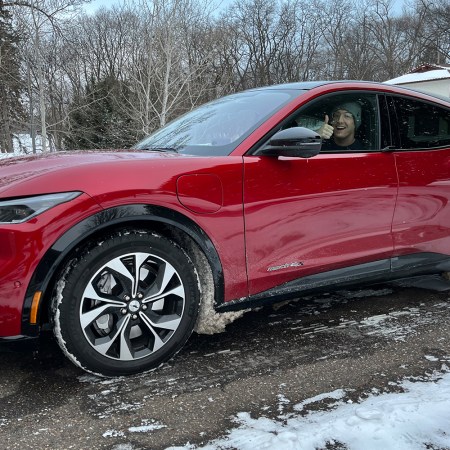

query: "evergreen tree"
xmin=0 ymin=2 xmax=24 ymax=153
xmin=66 ymin=76 xmax=136 ymax=150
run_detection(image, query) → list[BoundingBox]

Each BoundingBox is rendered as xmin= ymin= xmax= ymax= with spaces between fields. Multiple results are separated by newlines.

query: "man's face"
xmin=331 ymin=109 xmax=355 ymax=141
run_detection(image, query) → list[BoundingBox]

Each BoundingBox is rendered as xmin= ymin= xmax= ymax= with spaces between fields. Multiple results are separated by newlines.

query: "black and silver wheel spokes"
xmin=80 ymin=252 xmax=186 ymax=361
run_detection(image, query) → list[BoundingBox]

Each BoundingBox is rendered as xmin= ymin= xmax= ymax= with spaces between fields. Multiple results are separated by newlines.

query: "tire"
xmin=53 ymin=230 xmax=200 ymax=376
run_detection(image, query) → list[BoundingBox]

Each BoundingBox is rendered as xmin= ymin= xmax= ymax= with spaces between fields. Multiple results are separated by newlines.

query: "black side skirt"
xmin=217 ymin=252 xmax=450 ymax=312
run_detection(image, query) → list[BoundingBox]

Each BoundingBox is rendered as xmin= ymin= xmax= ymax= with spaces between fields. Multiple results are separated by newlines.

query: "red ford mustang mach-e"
xmin=1 ymin=81 xmax=450 ymax=376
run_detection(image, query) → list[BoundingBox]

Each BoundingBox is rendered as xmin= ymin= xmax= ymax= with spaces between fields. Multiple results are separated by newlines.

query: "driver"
xmin=317 ymin=102 xmax=362 ymax=150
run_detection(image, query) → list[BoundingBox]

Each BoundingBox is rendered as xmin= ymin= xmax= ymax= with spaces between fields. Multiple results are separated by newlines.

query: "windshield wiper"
xmin=138 ymin=147 xmax=178 ymax=153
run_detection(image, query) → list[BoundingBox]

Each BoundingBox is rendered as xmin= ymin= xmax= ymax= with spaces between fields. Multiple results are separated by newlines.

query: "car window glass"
xmin=287 ymin=93 xmax=380 ymax=152
xmin=392 ymin=96 xmax=450 ymax=150
xmin=134 ymin=90 xmax=298 ymax=156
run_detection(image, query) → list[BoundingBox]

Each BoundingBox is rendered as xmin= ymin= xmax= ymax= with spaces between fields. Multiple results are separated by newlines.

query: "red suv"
xmin=2 ymin=81 xmax=450 ymax=376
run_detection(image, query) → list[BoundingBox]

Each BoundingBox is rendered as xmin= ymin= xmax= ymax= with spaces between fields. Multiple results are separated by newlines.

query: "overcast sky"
xmin=84 ymin=0 xmax=406 ymax=15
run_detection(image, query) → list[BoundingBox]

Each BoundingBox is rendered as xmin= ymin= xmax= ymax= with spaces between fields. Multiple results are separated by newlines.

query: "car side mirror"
xmin=257 ymin=127 xmax=322 ymax=158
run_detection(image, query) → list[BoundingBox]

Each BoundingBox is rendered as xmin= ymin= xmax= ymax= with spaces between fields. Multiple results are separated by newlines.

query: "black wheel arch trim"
xmin=21 ymin=204 xmax=224 ymax=336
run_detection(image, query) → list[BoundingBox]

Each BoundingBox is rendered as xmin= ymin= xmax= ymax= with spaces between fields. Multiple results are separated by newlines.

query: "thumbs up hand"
xmin=317 ymin=115 xmax=334 ymax=139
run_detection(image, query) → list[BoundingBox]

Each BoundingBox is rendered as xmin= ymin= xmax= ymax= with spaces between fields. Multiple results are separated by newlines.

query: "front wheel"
xmin=53 ymin=230 xmax=200 ymax=376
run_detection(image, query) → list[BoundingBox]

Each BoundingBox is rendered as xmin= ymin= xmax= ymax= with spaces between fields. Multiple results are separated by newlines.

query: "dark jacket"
xmin=322 ymin=138 xmax=364 ymax=151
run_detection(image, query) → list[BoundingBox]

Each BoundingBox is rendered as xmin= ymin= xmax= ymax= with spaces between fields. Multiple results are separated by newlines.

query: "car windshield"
xmin=134 ymin=89 xmax=300 ymax=156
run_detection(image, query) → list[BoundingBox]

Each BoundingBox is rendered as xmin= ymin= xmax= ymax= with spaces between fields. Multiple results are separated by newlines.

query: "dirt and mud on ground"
xmin=1 ymin=285 xmax=450 ymax=449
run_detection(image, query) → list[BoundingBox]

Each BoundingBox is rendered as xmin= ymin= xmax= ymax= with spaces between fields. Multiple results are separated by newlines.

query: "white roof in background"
xmin=385 ymin=69 xmax=450 ymax=85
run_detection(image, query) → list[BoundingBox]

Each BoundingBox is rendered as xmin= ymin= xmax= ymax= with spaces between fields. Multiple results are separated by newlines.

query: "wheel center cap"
xmin=128 ymin=300 xmax=140 ymax=313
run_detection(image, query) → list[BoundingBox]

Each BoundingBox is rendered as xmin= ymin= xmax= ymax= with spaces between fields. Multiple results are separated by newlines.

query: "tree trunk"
xmin=27 ymin=61 xmax=37 ymax=153
xmin=0 ymin=84 xmax=13 ymax=153
xmin=35 ymin=29 xmax=47 ymax=152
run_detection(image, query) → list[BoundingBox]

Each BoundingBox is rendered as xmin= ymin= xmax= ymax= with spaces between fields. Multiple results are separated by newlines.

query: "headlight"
xmin=0 ymin=192 xmax=82 ymax=224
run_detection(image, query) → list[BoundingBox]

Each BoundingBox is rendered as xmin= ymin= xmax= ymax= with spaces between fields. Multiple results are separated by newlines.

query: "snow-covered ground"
xmin=0 ymin=150 xmax=25 ymax=159
xmin=164 ymin=367 xmax=450 ymax=449
xmin=0 ymin=134 xmax=48 ymax=158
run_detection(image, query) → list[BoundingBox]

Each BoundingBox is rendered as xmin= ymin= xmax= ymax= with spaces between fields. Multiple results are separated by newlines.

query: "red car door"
xmin=243 ymin=92 xmax=398 ymax=296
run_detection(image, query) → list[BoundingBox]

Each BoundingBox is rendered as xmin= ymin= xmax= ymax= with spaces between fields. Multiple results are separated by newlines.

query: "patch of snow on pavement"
xmin=294 ymin=389 xmax=346 ymax=412
xmin=111 ymin=444 xmax=135 ymax=450
xmin=103 ymin=429 xmax=125 ymax=438
xmin=358 ymin=306 xmax=437 ymax=341
xmin=128 ymin=420 xmax=166 ymax=433
xmin=167 ymin=367 xmax=450 ymax=450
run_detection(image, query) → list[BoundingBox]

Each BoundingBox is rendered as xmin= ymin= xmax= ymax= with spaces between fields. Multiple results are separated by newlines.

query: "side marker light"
xmin=30 ymin=291 xmax=43 ymax=324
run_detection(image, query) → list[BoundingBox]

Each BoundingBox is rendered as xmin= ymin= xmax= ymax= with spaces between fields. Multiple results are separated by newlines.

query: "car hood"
xmin=0 ymin=150 xmax=181 ymax=195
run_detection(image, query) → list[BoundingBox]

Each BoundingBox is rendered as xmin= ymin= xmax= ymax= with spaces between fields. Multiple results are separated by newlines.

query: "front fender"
xmin=21 ymin=204 xmax=224 ymax=336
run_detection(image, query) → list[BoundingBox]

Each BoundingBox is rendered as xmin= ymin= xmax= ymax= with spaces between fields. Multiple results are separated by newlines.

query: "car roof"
xmin=251 ymin=80 xmax=379 ymax=91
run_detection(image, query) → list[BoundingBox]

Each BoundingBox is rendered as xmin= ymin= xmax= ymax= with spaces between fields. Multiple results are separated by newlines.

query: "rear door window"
xmin=391 ymin=96 xmax=450 ymax=150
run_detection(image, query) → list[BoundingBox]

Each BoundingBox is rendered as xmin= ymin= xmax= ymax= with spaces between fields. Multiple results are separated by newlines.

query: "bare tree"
xmin=123 ymin=0 xmax=216 ymax=131
xmin=417 ymin=0 xmax=450 ymax=63
xmin=362 ymin=0 xmax=425 ymax=80
xmin=10 ymin=0 xmax=87 ymax=151
xmin=220 ymin=0 xmax=286 ymax=88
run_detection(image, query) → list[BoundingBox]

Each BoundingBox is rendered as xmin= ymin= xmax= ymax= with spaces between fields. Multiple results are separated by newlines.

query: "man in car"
xmin=317 ymin=102 xmax=363 ymax=150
